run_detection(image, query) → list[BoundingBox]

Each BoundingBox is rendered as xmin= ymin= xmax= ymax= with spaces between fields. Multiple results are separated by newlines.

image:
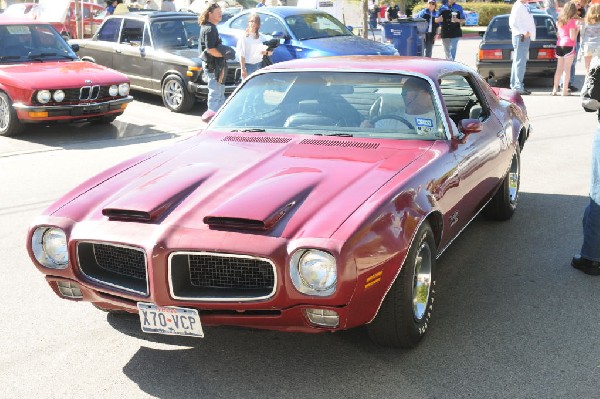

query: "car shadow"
xmin=130 ymin=90 xmax=207 ymax=117
xmin=103 ymin=191 xmax=600 ymax=398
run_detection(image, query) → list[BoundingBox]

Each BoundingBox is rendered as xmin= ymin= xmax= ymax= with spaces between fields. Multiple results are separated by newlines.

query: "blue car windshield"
xmin=0 ymin=24 xmax=78 ymax=62
xmin=210 ymin=71 xmax=445 ymax=140
xmin=285 ymin=13 xmax=352 ymax=40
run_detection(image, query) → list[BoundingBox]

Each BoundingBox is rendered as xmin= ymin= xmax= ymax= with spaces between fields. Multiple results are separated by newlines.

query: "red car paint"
xmin=27 ymin=56 xmax=531 ymax=344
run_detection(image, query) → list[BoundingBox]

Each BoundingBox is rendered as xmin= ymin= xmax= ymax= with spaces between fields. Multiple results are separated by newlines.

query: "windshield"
xmin=0 ymin=24 xmax=78 ymax=62
xmin=150 ymin=19 xmax=200 ymax=48
xmin=285 ymin=13 xmax=352 ymax=41
xmin=210 ymin=71 xmax=446 ymax=140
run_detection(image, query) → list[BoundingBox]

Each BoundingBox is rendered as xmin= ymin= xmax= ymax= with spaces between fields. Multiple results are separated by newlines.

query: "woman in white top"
xmin=236 ymin=14 xmax=269 ymax=79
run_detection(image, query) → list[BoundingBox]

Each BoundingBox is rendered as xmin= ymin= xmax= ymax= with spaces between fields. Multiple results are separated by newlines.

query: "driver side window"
xmin=260 ymin=16 xmax=285 ymax=36
xmin=439 ymin=74 xmax=488 ymax=124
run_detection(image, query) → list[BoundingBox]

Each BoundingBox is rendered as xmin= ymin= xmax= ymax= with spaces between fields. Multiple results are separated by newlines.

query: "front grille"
xmin=169 ymin=252 xmax=276 ymax=301
xmin=32 ymin=86 xmax=119 ymax=105
xmin=77 ymin=242 xmax=148 ymax=296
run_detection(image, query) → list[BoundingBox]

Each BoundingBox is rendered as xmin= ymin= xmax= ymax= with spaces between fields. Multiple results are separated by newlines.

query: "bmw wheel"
xmin=0 ymin=92 xmax=23 ymax=137
xmin=161 ymin=75 xmax=195 ymax=113
xmin=367 ymin=221 xmax=437 ymax=348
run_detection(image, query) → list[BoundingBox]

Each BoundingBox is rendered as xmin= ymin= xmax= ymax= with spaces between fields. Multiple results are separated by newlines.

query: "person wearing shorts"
xmin=553 ymin=2 xmax=580 ymax=96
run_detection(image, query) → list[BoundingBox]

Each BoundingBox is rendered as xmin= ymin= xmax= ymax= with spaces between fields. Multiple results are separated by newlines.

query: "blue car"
xmin=218 ymin=7 xmax=398 ymax=64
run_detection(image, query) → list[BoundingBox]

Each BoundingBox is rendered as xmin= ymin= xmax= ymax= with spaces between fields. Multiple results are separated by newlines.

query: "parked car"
xmin=1 ymin=1 xmax=105 ymax=39
xmin=70 ymin=11 xmax=241 ymax=113
xmin=0 ymin=19 xmax=132 ymax=136
xmin=26 ymin=56 xmax=530 ymax=348
xmin=218 ymin=7 xmax=398 ymax=64
xmin=477 ymin=13 xmax=557 ymax=85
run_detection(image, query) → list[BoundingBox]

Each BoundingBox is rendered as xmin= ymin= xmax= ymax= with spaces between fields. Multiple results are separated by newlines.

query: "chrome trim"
xmin=76 ymin=240 xmax=149 ymax=296
xmin=168 ymin=251 xmax=277 ymax=302
xmin=12 ymin=96 xmax=134 ymax=111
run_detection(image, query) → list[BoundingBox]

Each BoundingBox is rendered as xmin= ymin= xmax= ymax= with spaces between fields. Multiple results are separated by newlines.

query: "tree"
xmin=362 ymin=0 xmax=368 ymax=38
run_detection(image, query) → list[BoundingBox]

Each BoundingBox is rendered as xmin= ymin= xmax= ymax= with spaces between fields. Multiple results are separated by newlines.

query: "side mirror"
xmin=271 ymin=31 xmax=285 ymax=39
xmin=478 ymin=31 xmax=485 ymax=37
xmin=70 ymin=43 xmax=80 ymax=52
xmin=458 ymin=119 xmax=482 ymax=135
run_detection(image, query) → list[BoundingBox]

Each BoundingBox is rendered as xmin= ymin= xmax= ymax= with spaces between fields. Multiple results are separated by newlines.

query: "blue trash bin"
xmin=382 ymin=18 xmax=428 ymax=56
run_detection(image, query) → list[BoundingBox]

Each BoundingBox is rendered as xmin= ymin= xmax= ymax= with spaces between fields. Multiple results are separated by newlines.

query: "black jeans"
xmin=424 ymin=32 xmax=436 ymax=58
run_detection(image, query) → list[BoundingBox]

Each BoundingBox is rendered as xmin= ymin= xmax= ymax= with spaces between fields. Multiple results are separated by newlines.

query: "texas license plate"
xmin=137 ymin=302 xmax=204 ymax=338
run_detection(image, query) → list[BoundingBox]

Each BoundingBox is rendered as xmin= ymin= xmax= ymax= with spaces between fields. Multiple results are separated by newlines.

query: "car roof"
xmin=239 ymin=6 xmax=331 ymax=17
xmin=105 ymin=10 xmax=197 ymax=22
xmin=266 ymin=56 xmax=473 ymax=80
xmin=0 ymin=17 xmax=50 ymax=25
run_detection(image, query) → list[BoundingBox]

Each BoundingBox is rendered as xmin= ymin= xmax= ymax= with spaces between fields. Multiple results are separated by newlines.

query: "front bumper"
xmin=13 ymin=96 xmax=133 ymax=122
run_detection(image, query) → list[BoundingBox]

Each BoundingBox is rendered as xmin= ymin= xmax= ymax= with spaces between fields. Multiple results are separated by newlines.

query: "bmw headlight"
xmin=290 ymin=249 xmax=336 ymax=296
xmin=31 ymin=227 xmax=69 ymax=269
xmin=53 ymin=90 xmax=65 ymax=102
xmin=109 ymin=85 xmax=119 ymax=96
xmin=36 ymin=90 xmax=51 ymax=104
xmin=118 ymin=83 xmax=130 ymax=96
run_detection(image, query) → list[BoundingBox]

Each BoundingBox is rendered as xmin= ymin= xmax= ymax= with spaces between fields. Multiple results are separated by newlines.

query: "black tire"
xmin=161 ymin=75 xmax=195 ymax=113
xmin=484 ymin=146 xmax=520 ymax=221
xmin=0 ymin=91 xmax=24 ymax=137
xmin=367 ymin=221 xmax=437 ymax=348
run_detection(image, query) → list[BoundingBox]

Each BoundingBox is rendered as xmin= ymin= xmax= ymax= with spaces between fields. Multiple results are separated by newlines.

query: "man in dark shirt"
xmin=386 ymin=2 xmax=400 ymax=21
xmin=199 ymin=2 xmax=224 ymax=122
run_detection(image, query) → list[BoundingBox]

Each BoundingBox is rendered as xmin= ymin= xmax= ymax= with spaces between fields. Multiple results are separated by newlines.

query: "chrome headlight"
xmin=36 ymin=90 xmax=51 ymax=104
xmin=53 ymin=90 xmax=65 ymax=102
xmin=118 ymin=83 xmax=130 ymax=96
xmin=31 ymin=227 xmax=69 ymax=269
xmin=109 ymin=85 xmax=119 ymax=96
xmin=290 ymin=249 xmax=336 ymax=296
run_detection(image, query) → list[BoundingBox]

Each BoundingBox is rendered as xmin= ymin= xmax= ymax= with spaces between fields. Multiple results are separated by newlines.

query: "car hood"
xmin=0 ymin=60 xmax=126 ymax=88
xmin=52 ymin=132 xmax=434 ymax=239
xmin=297 ymin=35 xmax=397 ymax=56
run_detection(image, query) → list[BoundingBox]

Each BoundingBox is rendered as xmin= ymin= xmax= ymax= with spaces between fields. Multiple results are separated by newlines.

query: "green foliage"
xmin=411 ymin=1 xmax=513 ymax=25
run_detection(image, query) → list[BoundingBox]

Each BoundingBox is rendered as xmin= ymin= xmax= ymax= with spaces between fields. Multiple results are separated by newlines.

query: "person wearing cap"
xmin=438 ymin=0 xmax=465 ymax=61
xmin=415 ymin=0 xmax=440 ymax=58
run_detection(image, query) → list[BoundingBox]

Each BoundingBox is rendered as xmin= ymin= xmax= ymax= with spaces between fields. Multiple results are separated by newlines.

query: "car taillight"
xmin=479 ymin=49 xmax=503 ymax=60
xmin=537 ymin=48 xmax=556 ymax=59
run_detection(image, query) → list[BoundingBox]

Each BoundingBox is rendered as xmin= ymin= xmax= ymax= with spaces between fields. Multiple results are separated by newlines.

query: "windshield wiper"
xmin=0 ymin=55 xmax=22 ymax=61
xmin=27 ymin=52 xmax=76 ymax=61
xmin=316 ymin=133 xmax=354 ymax=137
xmin=230 ymin=128 xmax=266 ymax=132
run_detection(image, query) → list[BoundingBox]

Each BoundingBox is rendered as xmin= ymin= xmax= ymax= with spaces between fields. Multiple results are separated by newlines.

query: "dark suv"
xmin=477 ymin=13 xmax=557 ymax=85
xmin=70 ymin=11 xmax=240 ymax=113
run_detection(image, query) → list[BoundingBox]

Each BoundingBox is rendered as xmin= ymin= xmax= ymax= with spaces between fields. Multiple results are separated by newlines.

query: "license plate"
xmin=137 ymin=302 xmax=204 ymax=338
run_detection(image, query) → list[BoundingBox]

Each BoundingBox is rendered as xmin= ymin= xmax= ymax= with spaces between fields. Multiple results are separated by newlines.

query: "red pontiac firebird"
xmin=27 ymin=56 xmax=530 ymax=348
xmin=0 ymin=18 xmax=132 ymax=136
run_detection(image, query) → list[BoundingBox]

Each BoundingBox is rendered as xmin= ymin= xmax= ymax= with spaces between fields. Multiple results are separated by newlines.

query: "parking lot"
xmin=1 ymin=37 xmax=599 ymax=398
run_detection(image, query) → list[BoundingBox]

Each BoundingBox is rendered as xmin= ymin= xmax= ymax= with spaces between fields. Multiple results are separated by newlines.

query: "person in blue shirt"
xmin=415 ymin=0 xmax=440 ymax=58
xmin=256 ymin=0 xmax=267 ymax=7
xmin=105 ymin=0 xmax=117 ymax=15
xmin=437 ymin=0 xmax=465 ymax=61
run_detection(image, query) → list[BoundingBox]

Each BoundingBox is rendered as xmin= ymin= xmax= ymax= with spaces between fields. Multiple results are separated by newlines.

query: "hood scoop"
xmin=102 ymin=163 xmax=215 ymax=222
xmin=223 ymin=136 xmax=292 ymax=144
xmin=204 ymin=168 xmax=322 ymax=231
xmin=299 ymin=138 xmax=379 ymax=149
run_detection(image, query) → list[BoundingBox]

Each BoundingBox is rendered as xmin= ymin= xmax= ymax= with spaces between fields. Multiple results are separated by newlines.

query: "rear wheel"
xmin=484 ymin=146 xmax=520 ymax=221
xmin=0 ymin=92 xmax=23 ymax=137
xmin=161 ymin=75 xmax=195 ymax=113
xmin=367 ymin=221 xmax=437 ymax=348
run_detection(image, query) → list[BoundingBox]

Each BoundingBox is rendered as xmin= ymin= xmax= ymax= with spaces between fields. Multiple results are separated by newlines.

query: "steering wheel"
xmin=371 ymin=115 xmax=414 ymax=130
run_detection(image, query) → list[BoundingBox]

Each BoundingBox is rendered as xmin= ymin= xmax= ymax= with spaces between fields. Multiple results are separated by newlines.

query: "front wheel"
xmin=161 ymin=75 xmax=195 ymax=113
xmin=367 ymin=221 xmax=437 ymax=348
xmin=484 ymin=146 xmax=520 ymax=221
xmin=0 ymin=92 xmax=23 ymax=136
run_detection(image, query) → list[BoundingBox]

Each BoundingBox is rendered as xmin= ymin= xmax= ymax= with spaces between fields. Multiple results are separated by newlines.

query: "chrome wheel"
xmin=412 ymin=241 xmax=432 ymax=321
xmin=0 ymin=94 xmax=9 ymax=132
xmin=163 ymin=78 xmax=184 ymax=109
xmin=508 ymin=151 xmax=520 ymax=205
